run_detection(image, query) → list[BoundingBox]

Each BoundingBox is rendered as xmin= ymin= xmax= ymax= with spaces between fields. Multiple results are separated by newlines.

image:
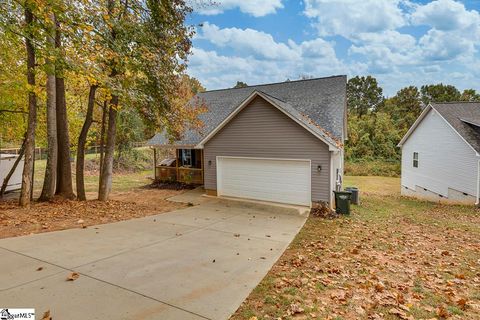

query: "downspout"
xmin=476 ymin=158 xmax=480 ymax=207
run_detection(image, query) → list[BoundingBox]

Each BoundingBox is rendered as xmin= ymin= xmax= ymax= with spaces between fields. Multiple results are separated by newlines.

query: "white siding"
xmin=330 ymin=150 xmax=343 ymax=205
xmin=0 ymin=154 xmax=24 ymax=192
xmin=401 ymin=109 xmax=479 ymax=197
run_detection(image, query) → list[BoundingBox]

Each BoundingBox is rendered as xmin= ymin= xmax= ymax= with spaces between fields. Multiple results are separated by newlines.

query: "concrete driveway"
xmin=0 ymin=195 xmax=307 ymax=320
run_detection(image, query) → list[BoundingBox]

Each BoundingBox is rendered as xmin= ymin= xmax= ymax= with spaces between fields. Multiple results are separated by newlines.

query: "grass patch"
xmin=232 ymin=176 xmax=480 ymax=319
xmin=345 ymin=159 xmax=400 ymax=177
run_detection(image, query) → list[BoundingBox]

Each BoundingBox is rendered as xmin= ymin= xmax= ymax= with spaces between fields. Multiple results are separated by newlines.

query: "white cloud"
xmin=197 ymin=23 xmax=342 ymax=64
xmin=192 ymin=0 xmax=283 ymax=17
xmin=188 ymin=27 xmax=353 ymax=90
xmin=186 ymin=1 xmax=480 ymax=96
xmin=410 ymin=0 xmax=480 ymax=31
xmin=198 ymin=23 xmax=298 ymax=60
xmin=304 ymin=0 xmax=406 ymax=39
xmin=408 ymin=0 xmax=480 ymax=63
xmin=418 ymin=28 xmax=476 ymax=61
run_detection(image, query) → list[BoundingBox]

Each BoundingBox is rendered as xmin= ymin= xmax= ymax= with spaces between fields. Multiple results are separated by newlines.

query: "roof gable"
xmin=398 ymin=102 xmax=480 ymax=154
xmin=197 ymin=91 xmax=341 ymax=151
xmin=147 ymin=75 xmax=347 ymax=148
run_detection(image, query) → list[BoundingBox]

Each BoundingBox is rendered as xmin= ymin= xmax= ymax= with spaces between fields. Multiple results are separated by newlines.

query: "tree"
xmin=460 ymin=89 xmax=480 ymax=102
xmin=19 ymin=3 xmax=38 ymax=207
xmin=0 ymin=29 xmax=28 ymax=145
xmin=39 ymin=13 xmax=57 ymax=202
xmin=233 ymin=81 xmax=248 ymax=88
xmin=382 ymin=86 xmax=422 ymax=136
xmin=54 ymin=16 xmax=75 ymax=199
xmin=372 ymin=112 xmax=400 ymax=160
xmin=347 ymin=76 xmax=384 ymax=117
xmin=420 ymin=84 xmax=461 ymax=106
xmin=76 ymin=84 xmax=98 ymax=201
xmin=93 ymin=0 xmax=195 ymax=201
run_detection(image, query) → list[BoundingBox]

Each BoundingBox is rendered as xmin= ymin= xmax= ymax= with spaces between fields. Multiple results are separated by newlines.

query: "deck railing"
xmin=155 ymin=166 xmax=203 ymax=184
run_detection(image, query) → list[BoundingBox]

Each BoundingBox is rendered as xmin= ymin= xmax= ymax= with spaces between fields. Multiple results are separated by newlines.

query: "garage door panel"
xmin=217 ymin=157 xmax=311 ymax=206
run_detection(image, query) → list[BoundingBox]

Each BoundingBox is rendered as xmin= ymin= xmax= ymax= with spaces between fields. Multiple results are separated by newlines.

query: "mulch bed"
xmin=146 ymin=180 xmax=200 ymax=190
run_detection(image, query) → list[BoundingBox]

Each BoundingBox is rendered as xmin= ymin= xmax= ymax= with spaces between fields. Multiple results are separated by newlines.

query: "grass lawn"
xmin=232 ymin=176 xmax=480 ymax=320
xmin=32 ymin=152 xmax=154 ymax=197
xmin=1 ymin=151 xmax=187 ymax=238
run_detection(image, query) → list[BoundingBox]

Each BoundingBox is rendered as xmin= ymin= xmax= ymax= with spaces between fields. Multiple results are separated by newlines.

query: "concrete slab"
xmin=76 ymin=228 xmax=288 ymax=319
xmin=0 ymin=197 xmax=306 ymax=320
xmin=149 ymin=202 xmax=242 ymax=228
xmin=0 ymin=248 xmax=65 ymax=291
xmin=0 ymin=218 xmax=197 ymax=268
xmin=208 ymin=211 xmax=306 ymax=242
xmin=0 ymin=273 xmax=204 ymax=320
xmin=167 ymin=186 xmax=209 ymax=205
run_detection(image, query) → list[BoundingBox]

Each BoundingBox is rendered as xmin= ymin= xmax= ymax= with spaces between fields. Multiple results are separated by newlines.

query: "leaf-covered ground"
xmin=232 ymin=176 xmax=480 ymax=320
xmin=0 ymin=189 xmax=185 ymax=239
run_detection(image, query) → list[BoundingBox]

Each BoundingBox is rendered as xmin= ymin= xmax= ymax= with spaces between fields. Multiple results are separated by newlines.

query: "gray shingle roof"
xmin=147 ymin=75 xmax=347 ymax=148
xmin=432 ymin=102 xmax=480 ymax=153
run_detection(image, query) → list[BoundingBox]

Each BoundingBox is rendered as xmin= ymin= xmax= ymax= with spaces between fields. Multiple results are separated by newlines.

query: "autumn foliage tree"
xmin=346 ymin=76 xmax=480 ymax=162
xmin=1 ymin=0 xmax=204 ymax=204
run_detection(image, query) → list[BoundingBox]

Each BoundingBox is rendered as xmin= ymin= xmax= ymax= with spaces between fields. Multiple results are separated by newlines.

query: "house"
xmin=398 ymin=102 xmax=480 ymax=205
xmin=147 ymin=75 xmax=347 ymax=207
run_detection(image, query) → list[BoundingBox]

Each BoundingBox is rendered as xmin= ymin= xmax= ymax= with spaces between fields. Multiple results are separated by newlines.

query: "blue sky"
xmin=186 ymin=0 xmax=480 ymax=96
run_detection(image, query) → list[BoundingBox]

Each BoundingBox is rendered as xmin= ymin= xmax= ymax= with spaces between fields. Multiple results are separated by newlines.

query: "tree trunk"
xmin=76 ymin=84 xmax=97 ymax=201
xmin=98 ymin=0 xmax=118 ymax=201
xmin=98 ymin=97 xmax=118 ymax=201
xmin=54 ymin=17 xmax=75 ymax=199
xmin=1 ymin=138 xmax=26 ymax=197
xmin=99 ymin=100 xmax=107 ymax=178
xmin=39 ymin=17 xmax=57 ymax=202
xmin=19 ymin=7 xmax=37 ymax=207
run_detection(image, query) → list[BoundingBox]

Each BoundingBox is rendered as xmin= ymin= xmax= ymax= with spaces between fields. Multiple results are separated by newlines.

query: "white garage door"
xmin=217 ymin=157 xmax=311 ymax=206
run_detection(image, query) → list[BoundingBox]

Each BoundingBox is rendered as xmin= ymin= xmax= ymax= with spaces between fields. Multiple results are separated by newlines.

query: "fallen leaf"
xmin=41 ymin=310 xmax=52 ymax=320
xmin=437 ymin=306 xmax=450 ymax=318
xmin=389 ymin=307 xmax=408 ymax=319
xmin=289 ymin=303 xmax=304 ymax=314
xmin=375 ymin=282 xmax=385 ymax=292
xmin=457 ymin=298 xmax=468 ymax=310
xmin=66 ymin=272 xmax=80 ymax=281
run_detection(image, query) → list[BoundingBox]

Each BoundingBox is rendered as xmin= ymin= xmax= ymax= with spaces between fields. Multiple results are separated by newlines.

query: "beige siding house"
xmin=147 ymin=76 xmax=347 ymax=207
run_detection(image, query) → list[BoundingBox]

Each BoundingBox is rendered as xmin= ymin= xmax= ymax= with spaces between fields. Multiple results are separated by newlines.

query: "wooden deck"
xmin=155 ymin=166 xmax=203 ymax=184
xmin=153 ymin=148 xmax=204 ymax=185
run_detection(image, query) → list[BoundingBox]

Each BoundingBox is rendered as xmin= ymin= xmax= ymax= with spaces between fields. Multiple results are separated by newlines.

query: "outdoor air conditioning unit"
xmin=0 ymin=154 xmax=24 ymax=192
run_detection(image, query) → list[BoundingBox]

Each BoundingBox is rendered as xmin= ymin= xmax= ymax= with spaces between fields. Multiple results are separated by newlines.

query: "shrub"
xmin=344 ymin=159 xmax=400 ymax=177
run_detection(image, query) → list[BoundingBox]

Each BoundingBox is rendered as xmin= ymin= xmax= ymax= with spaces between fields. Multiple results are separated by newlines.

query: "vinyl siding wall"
xmin=401 ymin=108 xmax=479 ymax=199
xmin=204 ymin=96 xmax=332 ymax=202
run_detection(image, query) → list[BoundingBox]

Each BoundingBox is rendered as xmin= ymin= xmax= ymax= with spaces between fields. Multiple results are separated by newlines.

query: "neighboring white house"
xmin=0 ymin=154 xmax=24 ymax=192
xmin=398 ymin=102 xmax=480 ymax=205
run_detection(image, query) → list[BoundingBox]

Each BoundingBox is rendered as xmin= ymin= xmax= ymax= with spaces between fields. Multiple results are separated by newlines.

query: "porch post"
xmin=176 ymin=149 xmax=180 ymax=182
xmin=153 ymin=147 xmax=157 ymax=180
xmin=201 ymin=149 xmax=204 ymax=184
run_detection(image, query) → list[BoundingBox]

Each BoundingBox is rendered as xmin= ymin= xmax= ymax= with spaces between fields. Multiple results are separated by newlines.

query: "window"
xmin=413 ymin=152 xmax=419 ymax=168
xmin=181 ymin=149 xmax=192 ymax=167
